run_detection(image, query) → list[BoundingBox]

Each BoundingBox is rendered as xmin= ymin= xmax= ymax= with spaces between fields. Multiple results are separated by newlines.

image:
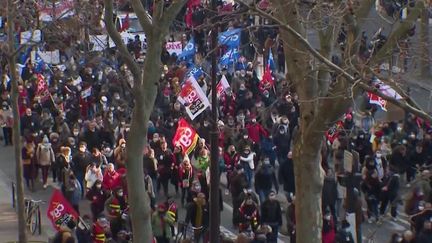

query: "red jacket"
xmin=92 ymin=222 xmax=106 ymax=243
xmin=246 ymin=123 xmax=268 ymax=144
xmin=223 ymin=152 xmax=239 ymax=170
xmin=322 ymin=219 xmax=336 ymax=243
xmin=102 ymin=170 xmax=121 ymax=191
xmin=178 ymin=165 xmax=194 ymax=188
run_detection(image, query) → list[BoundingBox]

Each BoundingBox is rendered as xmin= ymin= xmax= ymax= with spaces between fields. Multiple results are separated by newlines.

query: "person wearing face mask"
xmin=254 ymin=157 xmax=278 ymax=203
xmin=84 ymin=163 xmax=103 ymax=192
xmin=220 ymin=88 xmax=236 ymax=118
xmin=224 ymin=145 xmax=240 ymax=193
xmin=72 ymin=142 xmax=92 ymax=195
xmin=86 ymin=180 xmax=109 ymax=220
xmin=239 ymin=145 xmax=256 ymax=188
xmin=20 ymin=108 xmax=41 ymax=137
xmin=238 ymin=194 xmax=260 ymax=233
xmin=389 ymin=145 xmax=409 ymax=183
xmin=102 ymin=163 xmax=121 ymax=192
xmin=361 ymin=156 xmax=382 ymax=223
xmin=83 ymin=121 xmax=101 ymax=151
xmin=374 ymin=150 xmax=387 ymax=181
xmin=105 ymin=187 xmax=128 ymax=223
xmin=260 ymin=191 xmax=282 ymax=242
xmin=36 ymin=135 xmax=55 ymax=189
xmin=273 ymin=123 xmax=291 ymax=165
xmin=113 ymin=139 xmax=127 ymax=169
xmin=0 ymin=102 xmax=13 ymax=146
xmin=64 ymin=173 xmax=82 ymax=214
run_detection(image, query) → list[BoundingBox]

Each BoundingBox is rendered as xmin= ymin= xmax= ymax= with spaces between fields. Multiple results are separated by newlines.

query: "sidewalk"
xmin=0 ymin=168 xmax=49 ymax=243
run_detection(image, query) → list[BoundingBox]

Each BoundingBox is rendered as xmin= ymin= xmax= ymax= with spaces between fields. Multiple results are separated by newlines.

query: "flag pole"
xmin=209 ymin=0 xmax=220 ymax=241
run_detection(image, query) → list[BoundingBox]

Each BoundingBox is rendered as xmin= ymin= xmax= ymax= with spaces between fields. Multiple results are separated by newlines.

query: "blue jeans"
xmin=257 ymin=189 xmax=271 ymax=203
xmin=242 ymin=162 xmax=253 ymax=188
xmin=267 ymin=224 xmax=279 ymax=243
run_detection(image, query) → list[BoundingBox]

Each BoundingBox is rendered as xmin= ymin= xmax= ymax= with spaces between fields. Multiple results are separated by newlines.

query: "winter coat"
xmin=254 ymin=164 xmax=278 ymax=192
xmin=246 ymin=123 xmax=268 ymax=144
xmin=65 ymin=178 xmax=82 ymax=206
xmin=36 ymin=142 xmax=55 ymax=166
xmin=102 ymin=170 xmax=121 ymax=191
xmin=260 ymin=199 xmax=282 ymax=225
xmin=84 ymin=167 xmax=103 ymax=189
xmin=151 ymin=211 xmax=174 ymax=239
xmin=240 ymin=152 xmax=255 ymax=170
xmin=322 ymin=176 xmax=338 ymax=209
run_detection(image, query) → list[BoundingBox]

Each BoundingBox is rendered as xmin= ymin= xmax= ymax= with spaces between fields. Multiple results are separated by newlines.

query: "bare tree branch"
xmin=161 ymin=0 xmax=189 ymax=28
xmin=370 ymin=0 xmax=424 ymax=65
xmin=104 ymin=0 xmax=142 ymax=85
xmin=130 ymin=0 xmax=154 ymax=35
xmin=240 ymin=0 xmax=432 ymax=122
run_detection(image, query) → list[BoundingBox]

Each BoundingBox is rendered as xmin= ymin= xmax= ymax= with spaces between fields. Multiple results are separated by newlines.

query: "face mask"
xmin=263 ymin=160 xmax=270 ymax=165
xmin=121 ymin=144 xmax=126 ymax=148
xmin=376 ymin=153 xmax=382 ymax=158
xmin=96 ymin=185 xmax=102 ymax=189
xmin=73 ymin=131 xmax=79 ymax=136
xmin=397 ymin=127 xmax=402 ymax=132
xmin=251 ymin=119 xmax=256 ymax=123
xmin=118 ymin=192 xmax=124 ymax=197
xmin=419 ymin=206 xmax=425 ymax=211
xmin=243 ymin=135 xmax=248 ymax=139
xmin=359 ymin=135 xmax=364 ymax=139
xmin=279 ymin=130 xmax=285 ymax=134
xmin=409 ymin=134 xmax=416 ymax=139
xmin=324 ymin=215 xmax=331 ymax=221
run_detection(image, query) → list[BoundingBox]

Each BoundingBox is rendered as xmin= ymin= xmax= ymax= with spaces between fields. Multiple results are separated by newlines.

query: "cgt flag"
xmin=172 ymin=118 xmax=199 ymax=155
xmin=216 ymin=75 xmax=230 ymax=98
xmin=177 ymin=76 xmax=210 ymax=120
xmin=218 ymin=28 xmax=241 ymax=48
xmin=368 ymin=92 xmax=387 ymax=111
xmin=47 ymin=189 xmax=79 ymax=231
xmin=35 ymin=74 xmax=51 ymax=102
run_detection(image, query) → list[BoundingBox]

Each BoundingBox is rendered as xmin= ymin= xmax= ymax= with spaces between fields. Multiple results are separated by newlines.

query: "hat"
xmin=49 ymin=132 xmax=59 ymax=140
xmin=100 ymin=96 xmax=108 ymax=102
xmin=42 ymin=135 xmax=49 ymax=143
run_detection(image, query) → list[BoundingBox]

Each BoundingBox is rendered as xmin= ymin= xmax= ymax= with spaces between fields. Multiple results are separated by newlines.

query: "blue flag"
xmin=177 ymin=37 xmax=196 ymax=61
xmin=268 ymin=49 xmax=275 ymax=70
xmin=218 ymin=28 xmax=241 ymax=48
xmin=188 ymin=66 xmax=204 ymax=80
xmin=219 ymin=48 xmax=240 ymax=66
xmin=18 ymin=48 xmax=32 ymax=65
xmin=34 ymin=52 xmax=46 ymax=74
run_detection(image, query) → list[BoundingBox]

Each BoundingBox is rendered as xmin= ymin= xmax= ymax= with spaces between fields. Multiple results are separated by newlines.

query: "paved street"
xmin=0 ymin=144 xmax=422 ymax=243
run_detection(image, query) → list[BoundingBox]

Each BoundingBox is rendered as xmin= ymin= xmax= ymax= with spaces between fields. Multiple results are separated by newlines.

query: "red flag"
xmin=35 ymin=74 xmax=50 ymax=102
xmin=325 ymin=120 xmax=344 ymax=144
xmin=259 ymin=67 xmax=274 ymax=93
xmin=47 ymin=189 xmax=79 ymax=231
xmin=367 ymin=92 xmax=387 ymax=111
xmin=172 ymin=118 xmax=199 ymax=155
xmin=120 ymin=13 xmax=130 ymax=32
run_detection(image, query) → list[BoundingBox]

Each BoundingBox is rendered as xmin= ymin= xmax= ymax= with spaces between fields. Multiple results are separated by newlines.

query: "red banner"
xmin=325 ymin=120 xmax=344 ymax=144
xmin=368 ymin=92 xmax=387 ymax=111
xmin=47 ymin=189 xmax=79 ymax=231
xmin=172 ymin=118 xmax=199 ymax=155
xmin=35 ymin=74 xmax=50 ymax=102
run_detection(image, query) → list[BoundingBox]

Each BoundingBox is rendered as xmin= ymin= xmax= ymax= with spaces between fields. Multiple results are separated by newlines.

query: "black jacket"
xmin=260 ymin=199 xmax=282 ymax=225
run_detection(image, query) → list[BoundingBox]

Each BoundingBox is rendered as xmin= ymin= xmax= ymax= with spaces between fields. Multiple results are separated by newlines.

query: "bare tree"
xmin=239 ymin=0 xmax=432 ymax=242
xmin=103 ymin=0 xmax=187 ymax=241
xmin=6 ymin=0 xmax=28 ymax=242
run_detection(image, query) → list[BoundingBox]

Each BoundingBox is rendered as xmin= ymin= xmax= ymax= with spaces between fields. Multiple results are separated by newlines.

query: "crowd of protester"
xmin=0 ymin=1 xmax=431 ymax=243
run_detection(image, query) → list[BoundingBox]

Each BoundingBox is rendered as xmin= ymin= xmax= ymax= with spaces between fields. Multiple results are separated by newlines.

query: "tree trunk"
xmin=292 ymin=136 xmax=324 ymax=243
xmin=419 ymin=6 xmax=430 ymax=78
xmin=125 ymin=36 xmax=162 ymax=243
xmin=7 ymin=0 xmax=28 ymax=242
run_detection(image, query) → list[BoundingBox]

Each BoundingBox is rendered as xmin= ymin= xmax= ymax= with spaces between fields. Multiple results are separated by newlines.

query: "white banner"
xmin=20 ymin=30 xmax=42 ymax=44
xmin=166 ymin=41 xmax=182 ymax=55
xmin=177 ymin=76 xmax=210 ymax=120
xmin=90 ymin=35 xmax=108 ymax=51
xmin=31 ymin=50 xmax=60 ymax=65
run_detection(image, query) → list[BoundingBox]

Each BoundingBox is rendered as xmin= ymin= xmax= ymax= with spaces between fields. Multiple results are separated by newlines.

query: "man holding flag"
xmin=259 ymin=49 xmax=275 ymax=94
